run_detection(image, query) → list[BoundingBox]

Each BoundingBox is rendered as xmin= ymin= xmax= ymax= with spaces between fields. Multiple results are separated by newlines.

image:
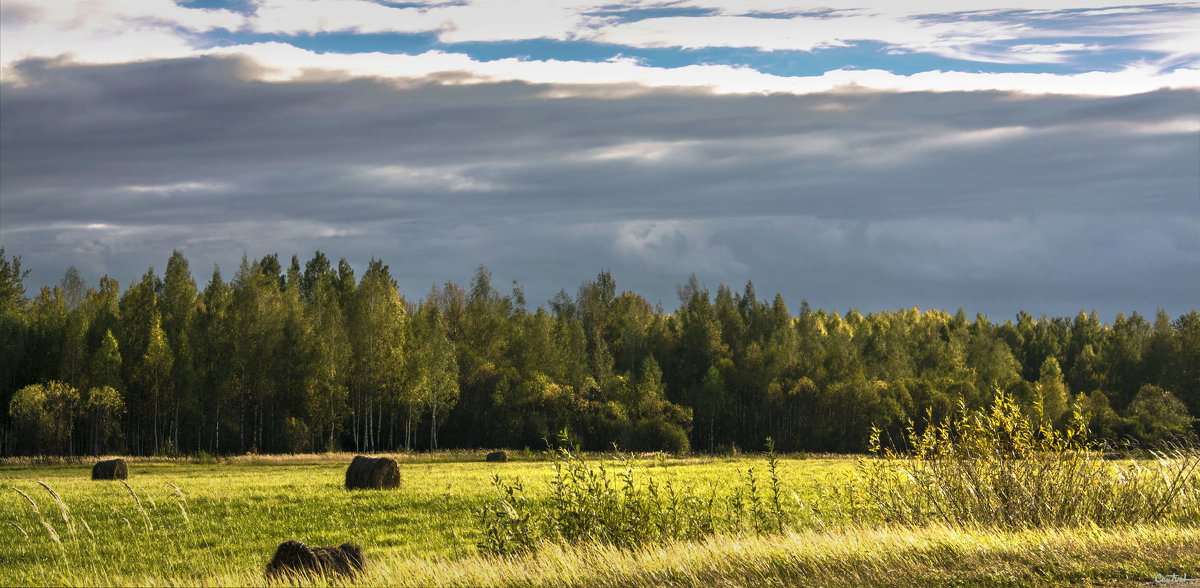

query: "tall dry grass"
xmin=31 ymin=524 xmax=1193 ymax=587
xmin=851 ymin=392 xmax=1200 ymax=528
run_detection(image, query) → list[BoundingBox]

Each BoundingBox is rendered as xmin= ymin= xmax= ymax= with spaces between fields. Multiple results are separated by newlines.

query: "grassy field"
xmin=0 ymin=452 xmax=1196 ymax=586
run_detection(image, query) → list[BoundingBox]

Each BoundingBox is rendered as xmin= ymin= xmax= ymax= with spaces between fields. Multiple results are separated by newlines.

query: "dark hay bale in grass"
xmin=486 ymin=450 xmax=508 ymax=463
xmin=91 ymin=459 xmax=128 ymax=480
xmin=265 ymin=540 xmax=365 ymax=581
xmin=344 ymin=455 xmax=400 ymax=490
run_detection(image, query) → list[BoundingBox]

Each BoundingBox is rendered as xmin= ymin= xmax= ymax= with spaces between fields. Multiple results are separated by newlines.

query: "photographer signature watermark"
xmin=1156 ymin=573 xmax=1196 ymax=584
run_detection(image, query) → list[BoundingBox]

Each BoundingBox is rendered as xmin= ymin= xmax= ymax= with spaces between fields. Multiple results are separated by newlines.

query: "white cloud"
xmin=587 ymin=13 xmax=1029 ymax=56
xmin=1 ymin=20 xmax=199 ymax=73
xmin=4 ymin=0 xmax=1199 ymax=90
xmin=414 ymin=0 xmax=605 ymax=43
xmin=1002 ymin=42 xmax=1099 ymax=64
xmin=7 ymin=0 xmax=1197 ymax=73
xmin=358 ymin=164 xmax=499 ymax=192
xmin=1122 ymin=117 xmax=1200 ymax=135
xmin=675 ymin=0 xmax=1185 ymax=13
xmin=123 ymin=181 xmax=231 ymax=194
xmin=248 ymin=0 xmax=438 ymax=35
xmin=3 ymin=29 xmax=1198 ymax=96
xmin=2 ymin=0 xmax=243 ymax=32
xmin=820 ymin=126 xmax=1036 ymax=168
xmin=612 ymin=219 xmax=746 ymax=274
xmin=1010 ymin=43 xmax=1094 ymax=53
xmin=240 ymin=0 xmax=1200 ymax=66
xmin=1130 ymin=16 xmax=1200 ymax=65
xmin=0 ymin=0 xmax=242 ymax=77
xmin=204 ymin=43 xmax=1200 ymax=96
xmin=578 ymin=140 xmax=699 ymax=163
xmin=248 ymin=0 xmax=605 ymax=40
xmin=588 ymin=5 xmax=1200 ymax=65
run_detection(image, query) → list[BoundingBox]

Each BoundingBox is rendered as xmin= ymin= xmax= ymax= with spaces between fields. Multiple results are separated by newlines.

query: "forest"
xmin=0 ymin=247 xmax=1196 ymax=457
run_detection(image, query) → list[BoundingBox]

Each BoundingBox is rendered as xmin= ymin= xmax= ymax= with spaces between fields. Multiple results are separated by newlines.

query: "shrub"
xmin=624 ymin=419 xmax=690 ymax=454
xmin=9 ymin=381 xmax=80 ymax=456
xmin=1126 ymin=385 xmax=1198 ymax=448
xmin=476 ymin=433 xmax=784 ymax=556
xmin=853 ymin=391 xmax=1199 ymax=528
xmin=282 ymin=417 xmax=312 ymax=454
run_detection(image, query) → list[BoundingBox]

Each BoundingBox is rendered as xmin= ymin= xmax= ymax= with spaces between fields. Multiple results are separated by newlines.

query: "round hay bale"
xmin=344 ymin=455 xmax=400 ymax=490
xmin=486 ymin=450 xmax=508 ymax=463
xmin=266 ymin=540 xmax=365 ymax=580
xmin=91 ymin=458 xmax=128 ymax=480
xmin=319 ymin=543 xmax=365 ymax=576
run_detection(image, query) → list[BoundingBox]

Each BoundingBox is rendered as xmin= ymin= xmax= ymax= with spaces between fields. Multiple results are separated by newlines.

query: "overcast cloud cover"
xmin=1 ymin=0 xmax=1197 ymax=319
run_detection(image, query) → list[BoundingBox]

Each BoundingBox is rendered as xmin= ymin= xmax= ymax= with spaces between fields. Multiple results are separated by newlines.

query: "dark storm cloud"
xmin=1 ymin=55 xmax=1196 ymax=319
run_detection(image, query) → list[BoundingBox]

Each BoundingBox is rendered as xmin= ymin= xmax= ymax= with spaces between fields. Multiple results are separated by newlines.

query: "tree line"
xmin=0 ymin=247 xmax=1196 ymax=457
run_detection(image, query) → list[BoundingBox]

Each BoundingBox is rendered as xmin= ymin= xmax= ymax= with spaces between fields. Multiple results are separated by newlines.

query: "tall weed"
xmin=477 ymin=432 xmax=789 ymax=555
xmin=853 ymin=391 xmax=1199 ymax=528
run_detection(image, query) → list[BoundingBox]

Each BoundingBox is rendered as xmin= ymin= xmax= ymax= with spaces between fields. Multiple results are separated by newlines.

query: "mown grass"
xmin=0 ymin=449 xmax=1195 ymax=587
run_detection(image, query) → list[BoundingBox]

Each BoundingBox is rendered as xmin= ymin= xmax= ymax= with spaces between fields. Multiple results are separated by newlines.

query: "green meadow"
xmin=0 ymin=452 xmax=839 ymax=585
xmin=1 ymin=451 xmax=1197 ymax=587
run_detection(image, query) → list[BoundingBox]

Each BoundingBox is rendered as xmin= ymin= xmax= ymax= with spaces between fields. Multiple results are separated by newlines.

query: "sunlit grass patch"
xmin=1 ymin=447 xmax=1195 ymax=587
xmin=176 ymin=524 xmax=1197 ymax=587
xmin=0 ymin=453 xmax=848 ymax=585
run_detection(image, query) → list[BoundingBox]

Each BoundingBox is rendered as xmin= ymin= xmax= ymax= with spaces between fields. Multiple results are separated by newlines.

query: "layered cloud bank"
xmin=1 ymin=1 xmax=1197 ymax=317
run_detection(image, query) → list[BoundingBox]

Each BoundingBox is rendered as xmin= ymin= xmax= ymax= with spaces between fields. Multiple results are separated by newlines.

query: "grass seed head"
xmin=41 ymin=521 xmax=61 ymax=545
xmin=12 ymin=487 xmax=38 ymax=514
xmin=120 ymin=480 xmax=153 ymax=531
xmin=36 ymin=480 xmax=66 ymax=512
xmin=7 ymin=520 xmax=30 ymax=542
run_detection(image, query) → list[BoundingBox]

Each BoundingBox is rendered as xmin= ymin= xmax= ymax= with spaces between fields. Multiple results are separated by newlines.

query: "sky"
xmin=1 ymin=0 xmax=1197 ymax=320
